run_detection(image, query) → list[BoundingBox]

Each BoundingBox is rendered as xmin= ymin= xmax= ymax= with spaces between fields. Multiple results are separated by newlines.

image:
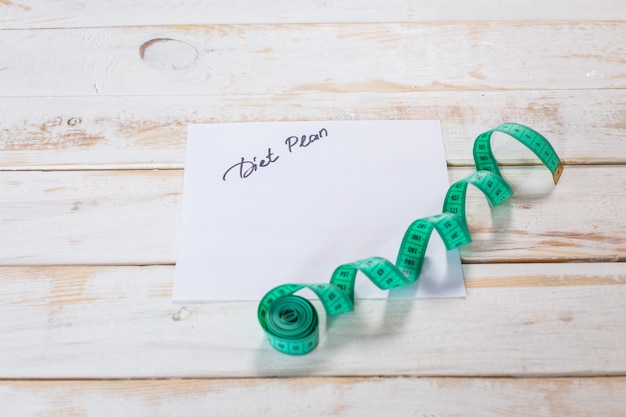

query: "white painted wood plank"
xmin=0 ymin=263 xmax=624 ymax=378
xmin=1 ymin=90 xmax=625 ymax=169
xmin=2 ymin=377 xmax=626 ymax=417
xmin=0 ymin=170 xmax=181 ymax=265
xmin=451 ymin=165 xmax=626 ymax=263
xmin=1 ymin=22 xmax=624 ymax=96
xmin=0 ymin=166 xmax=623 ymax=265
xmin=2 ymin=0 xmax=625 ymax=28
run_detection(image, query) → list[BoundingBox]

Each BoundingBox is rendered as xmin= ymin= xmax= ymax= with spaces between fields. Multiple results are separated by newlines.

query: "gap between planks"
xmin=6 ymin=161 xmax=626 ymax=173
xmin=0 ymin=374 xmax=624 ymax=381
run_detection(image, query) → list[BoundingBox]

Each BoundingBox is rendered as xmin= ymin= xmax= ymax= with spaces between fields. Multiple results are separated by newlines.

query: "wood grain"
xmin=3 ymin=377 xmax=626 ymax=417
xmin=0 ymin=263 xmax=624 ymax=378
xmin=1 ymin=0 xmax=625 ymax=412
xmin=0 ymin=170 xmax=181 ymax=265
xmin=1 ymin=90 xmax=625 ymax=170
xmin=1 ymin=22 xmax=624 ymax=97
xmin=0 ymin=166 xmax=623 ymax=265
xmin=2 ymin=0 xmax=625 ymax=28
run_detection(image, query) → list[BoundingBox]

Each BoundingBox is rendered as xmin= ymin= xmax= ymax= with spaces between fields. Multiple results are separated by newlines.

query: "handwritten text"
xmin=222 ymin=128 xmax=328 ymax=181
xmin=222 ymin=147 xmax=280 ymax=181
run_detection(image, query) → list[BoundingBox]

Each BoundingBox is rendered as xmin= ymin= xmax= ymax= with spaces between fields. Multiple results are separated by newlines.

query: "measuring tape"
xmin=258 ymin=122 xmax=563 ymax=355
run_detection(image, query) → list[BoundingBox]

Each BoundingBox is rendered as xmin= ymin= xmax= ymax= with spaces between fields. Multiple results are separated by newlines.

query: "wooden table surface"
xmin=2 ymin=1 xmax=625 ymax=415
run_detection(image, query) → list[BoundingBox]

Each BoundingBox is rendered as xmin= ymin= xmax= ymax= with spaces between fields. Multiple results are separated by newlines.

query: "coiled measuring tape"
xmin=258 ymin=122 xmax=563 ymax=355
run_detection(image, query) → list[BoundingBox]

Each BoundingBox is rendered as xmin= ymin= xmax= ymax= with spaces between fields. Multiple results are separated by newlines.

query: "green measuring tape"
xmin=258 ymin=122 xmax=563 ymax=355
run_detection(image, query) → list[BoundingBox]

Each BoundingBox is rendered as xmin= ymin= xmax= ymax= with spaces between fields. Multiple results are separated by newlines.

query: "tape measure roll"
xmin=258 ymin=122 xmax=563 ymax=355
xmin=258 ymin=283 xmax=352 ymax=355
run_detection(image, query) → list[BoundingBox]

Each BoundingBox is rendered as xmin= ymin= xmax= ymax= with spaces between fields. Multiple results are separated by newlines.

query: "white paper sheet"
xmin=173 ymin=120 xmax=465 ymax=302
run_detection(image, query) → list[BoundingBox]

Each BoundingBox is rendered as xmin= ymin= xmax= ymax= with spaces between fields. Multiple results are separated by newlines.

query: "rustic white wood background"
xmin=1 ymin=1 xmax=625 ymax=415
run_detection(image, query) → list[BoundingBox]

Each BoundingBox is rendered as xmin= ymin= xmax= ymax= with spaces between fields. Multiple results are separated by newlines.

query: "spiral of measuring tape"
xmin=258 ymin=122 xmax=563 ymax=355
